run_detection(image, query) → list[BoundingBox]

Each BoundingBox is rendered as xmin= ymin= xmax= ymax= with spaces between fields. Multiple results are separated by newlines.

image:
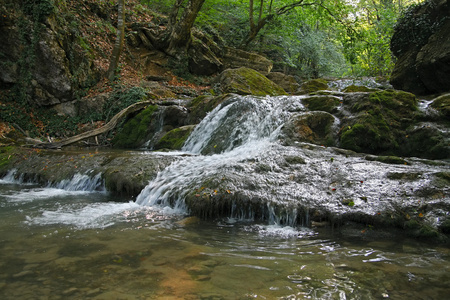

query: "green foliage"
xmin=23 ymin=0 xmax=54 ymax=21
xmin=112 ymin=105 xmax=157 ymax=148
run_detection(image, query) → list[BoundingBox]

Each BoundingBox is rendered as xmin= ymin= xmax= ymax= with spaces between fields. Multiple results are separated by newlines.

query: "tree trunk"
xmin=165 ymin=0 xmax=205 ymax=56
xmin=107 ymin=0 xmax=126 ymax=81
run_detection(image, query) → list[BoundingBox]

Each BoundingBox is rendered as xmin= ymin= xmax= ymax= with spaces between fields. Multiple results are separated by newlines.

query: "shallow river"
xmin=0 ymin=180 xmax=449 ymax=300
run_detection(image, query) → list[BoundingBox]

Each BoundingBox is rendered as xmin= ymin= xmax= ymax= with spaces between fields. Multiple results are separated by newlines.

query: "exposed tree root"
xmin=35 ymin=100 xmax=155 ymax=149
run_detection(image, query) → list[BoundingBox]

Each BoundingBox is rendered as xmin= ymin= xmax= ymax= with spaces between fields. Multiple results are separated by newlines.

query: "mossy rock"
xmin=339 ymin=90 xmax=419 ymax=155
xmin=368 ymin=90 xmax=417 ymax=112
xmin=430 ymin=94 xmax=450 ymax=117
xmin=340 ymin=117 xmax=398 ymax=154
xmin=343 ymin=85 xmax=379 ymax=93
xmin=154 ymin=125 xmax=196 ymax=150
xmin=401 ymin=123 xmax=449 ymax=159
xmin=217 ymin=67 xmax=287 ymax=96
xmin=297 ymin=79 xmax=329 ymax=94
xmin=112 ymin=105 xmax=158 ymax=149
xmin=302 ymin=95 xmax=341 ymax=113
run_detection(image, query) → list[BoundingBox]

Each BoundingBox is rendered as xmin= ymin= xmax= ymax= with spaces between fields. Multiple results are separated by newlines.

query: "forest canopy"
xmin=141 ymin=0 xmax=425 ymax=78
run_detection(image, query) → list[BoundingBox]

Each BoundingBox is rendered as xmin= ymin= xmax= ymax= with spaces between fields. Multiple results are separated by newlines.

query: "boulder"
xmin=301 ymin=95 xmax=341 ymax=113
xmin=430 ymin=93 xmax=450 ymax=117
xmin=297 ymin=79 xmax=329 ymax=95
xmin=216 ymin=67 xmax=286 ymax=96
xmin=339 ymin=90 xmax=417 ymax=155
xmin=390 ymin=0 xmax=450 ymax=95
xmin=266 ymin=72 xmax=299 ymax=93
xmin=154 ymin=125 xmax=196 ymax=150
xmin=281 ymin=111 xmax=336 ymax=146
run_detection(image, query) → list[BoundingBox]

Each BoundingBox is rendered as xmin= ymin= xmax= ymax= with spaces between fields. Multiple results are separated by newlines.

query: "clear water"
xmin=1 ymin=181 xmax=449 ymax=300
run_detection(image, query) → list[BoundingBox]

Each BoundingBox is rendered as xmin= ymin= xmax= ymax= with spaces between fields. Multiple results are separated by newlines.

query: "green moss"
xmin=154 ymin=126 xmax=195 ymax=150
xmin=340 ymin=114 xmax=398 ymax=154
xmin=343 ymin=85 xmax=378 ymax=93
xmin=430 ymin=94 xmax=450 ymax=117
xmin=220 ymin=67 xmax=287 ymax=96
xmin=302 ymin=96 xmax=340 ymax=113
xmin=298 ymin=79 xmax=329 ymax=94
xmin=112 ymin=105 xmax=158 ymax=149
xmin=369 ymin=90 xmax=417 ymax=112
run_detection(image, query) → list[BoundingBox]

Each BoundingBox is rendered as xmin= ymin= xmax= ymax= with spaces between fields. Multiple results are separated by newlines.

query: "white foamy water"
xmin=24 ymin=201 xmax=141 ymax=229
xmin=137 ymin=95 xmax=297 ymax=208
xmin=4 ymin=187 xmax=93 ymax=202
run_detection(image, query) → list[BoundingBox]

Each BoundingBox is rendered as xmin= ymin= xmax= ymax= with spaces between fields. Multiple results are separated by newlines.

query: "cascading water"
xmin=136 ymin=93 xmax=449 ymax=228
xmin=136 ymin=95 xmax=305 ymax=220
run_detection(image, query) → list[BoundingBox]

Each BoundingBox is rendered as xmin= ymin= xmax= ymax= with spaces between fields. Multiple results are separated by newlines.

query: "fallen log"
xmin=36 ymin=100 xmax=155 ymax=149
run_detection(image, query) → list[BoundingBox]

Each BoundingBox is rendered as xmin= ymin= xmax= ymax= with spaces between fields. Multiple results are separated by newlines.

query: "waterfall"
xmin=52 ymin=173 xmax=105 ymax=192
xmin=136 ymin=95 xmax=301 ymax=212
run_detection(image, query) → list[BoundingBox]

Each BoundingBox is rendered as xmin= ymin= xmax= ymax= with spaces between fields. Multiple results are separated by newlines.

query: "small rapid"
xmin=136 ymin=94 xmax=449 ymax=229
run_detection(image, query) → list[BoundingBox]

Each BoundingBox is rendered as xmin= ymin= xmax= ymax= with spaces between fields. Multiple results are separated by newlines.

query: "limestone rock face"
xmin=390 ymin=0 xmax=450 ymax=95
xmin=217 ymin=67 xmax=286 ymax=96
xmin=0 ymin=3 xmax=99 ymax=106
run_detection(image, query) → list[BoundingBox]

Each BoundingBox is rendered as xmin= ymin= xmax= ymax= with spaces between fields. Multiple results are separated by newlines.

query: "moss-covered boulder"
xmin=339 ymin=90 xmax=418 ymax=155
xmin=112 ymin=105 xmax=158 ymax=149
xmin=343 ymin=85 xmax=379 ymax=93
xmin=430 ymin=93 xmax=450 ymax=117
xmin=297 ymin=79 xmax=329 ymax=95
xmin=301 ymin=95 xmax=341 ymax=113
xmin=154 ymin=125 xmax=196 ymax=150
xmin=282 ymin=111 xmax=336 ymax=146
xmin=217 ymin=67 xmax=287 ymax=96
xmin=403 ymin=123 xmax=450 ymax=159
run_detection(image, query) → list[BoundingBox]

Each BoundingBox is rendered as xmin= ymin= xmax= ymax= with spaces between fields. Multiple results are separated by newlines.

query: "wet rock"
xmin=187 ymin=94 xmax=231 ymax=124
xmin=112 ymin=105 xmax=159 ymax=149
xmin=365 ymin=155 xmax=408 ymax=165
xmin=217 ymin=67 xmax=286 ymax=96
xmin=62 ymin=287 xmax=78 ymax=295
xmin=282 ymin=111 xmax=336 ymax=147
xmin=154 ymin=125 xmax=196 ymax=150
